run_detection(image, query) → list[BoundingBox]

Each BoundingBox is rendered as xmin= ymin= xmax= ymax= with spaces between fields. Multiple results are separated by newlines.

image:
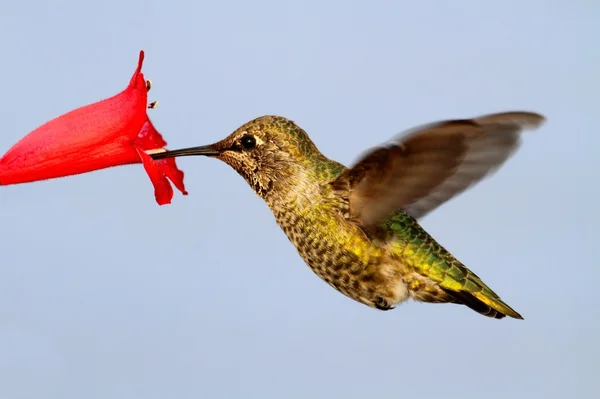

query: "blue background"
xmin=0 ymin=1 xmax=597 ymax=398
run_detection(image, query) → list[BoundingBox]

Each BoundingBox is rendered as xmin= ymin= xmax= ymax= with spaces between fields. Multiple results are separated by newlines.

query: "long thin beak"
xmin=150 ymin=145 xmax=221 ymax=160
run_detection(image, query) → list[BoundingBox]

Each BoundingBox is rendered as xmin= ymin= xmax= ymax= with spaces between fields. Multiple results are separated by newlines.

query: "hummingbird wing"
xmin=333 ymin=111 xmax=545 ymax=228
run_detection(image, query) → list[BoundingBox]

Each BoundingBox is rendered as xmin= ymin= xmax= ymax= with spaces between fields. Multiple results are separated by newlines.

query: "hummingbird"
xmin=152 ymin=111 xmax=544 ymax=319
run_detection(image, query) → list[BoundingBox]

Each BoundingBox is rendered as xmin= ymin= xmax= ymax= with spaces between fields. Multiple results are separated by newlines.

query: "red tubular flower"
xmin=0 ymin=50 xmax=187 ymax=205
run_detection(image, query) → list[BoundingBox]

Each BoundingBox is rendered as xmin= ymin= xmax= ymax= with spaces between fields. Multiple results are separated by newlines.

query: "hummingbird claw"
xmin=148 ymin=101 xmax=158 ymax=109
xmin=146 ymin=79 xmax=152 ymax=92
xmin=374 ymin=297 xmax=394 ymax=311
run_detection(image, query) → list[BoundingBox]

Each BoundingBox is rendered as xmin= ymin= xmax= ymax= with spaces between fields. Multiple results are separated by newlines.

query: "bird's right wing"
xmin=332 ymin=111 xmax=545 ymax=229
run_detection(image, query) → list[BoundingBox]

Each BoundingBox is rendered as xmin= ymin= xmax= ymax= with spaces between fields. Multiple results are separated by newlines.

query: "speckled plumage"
xmin=153 ymin=112 xmax=545 ymax=319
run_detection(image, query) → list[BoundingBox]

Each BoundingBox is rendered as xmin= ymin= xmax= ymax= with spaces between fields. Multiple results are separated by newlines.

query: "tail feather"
xmin=444 ymin=288 xmax=523 ymax=320
xmin=407 ymin=277 xmax=524 ymax=320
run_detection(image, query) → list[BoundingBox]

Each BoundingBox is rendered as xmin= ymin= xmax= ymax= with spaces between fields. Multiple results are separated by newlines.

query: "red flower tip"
xmin=129 ymin=50 xmax=145 ymax=89
xmin=0 ymin=50 xmax=187 ymax=206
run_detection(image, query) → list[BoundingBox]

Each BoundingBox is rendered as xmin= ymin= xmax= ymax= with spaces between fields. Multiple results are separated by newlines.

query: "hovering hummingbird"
xmin=152 ymin=111 xmax=544 ymax=319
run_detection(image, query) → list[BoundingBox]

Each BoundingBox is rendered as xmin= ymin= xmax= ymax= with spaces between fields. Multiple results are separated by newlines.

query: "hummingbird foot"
xmin=373 ymin=297 xmax=395 ymax=311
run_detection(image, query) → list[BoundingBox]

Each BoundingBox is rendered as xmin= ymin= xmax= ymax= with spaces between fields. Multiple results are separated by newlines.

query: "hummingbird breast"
xmin=266 ymin=184 xmax=410 ymax=310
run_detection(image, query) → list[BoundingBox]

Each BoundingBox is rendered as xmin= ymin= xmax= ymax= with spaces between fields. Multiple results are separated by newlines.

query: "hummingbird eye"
xmin=240 ymin=135 xmax=257 ymax=150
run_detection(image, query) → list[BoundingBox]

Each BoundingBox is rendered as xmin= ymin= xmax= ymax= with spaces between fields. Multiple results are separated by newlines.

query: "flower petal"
xmin=157 ymin=158 xmax=188 ymax=195
xmin=136 ymin=147 xmax=174 ymax=205
xmin=135 ymin=118 xmax=167 ymax=150
xmin=136 ymin=119 xmax=188 ymax=196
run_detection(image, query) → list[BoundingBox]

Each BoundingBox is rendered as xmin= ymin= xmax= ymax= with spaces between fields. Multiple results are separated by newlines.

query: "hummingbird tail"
xmin=443 ymin=289 xmax=523 ymax=320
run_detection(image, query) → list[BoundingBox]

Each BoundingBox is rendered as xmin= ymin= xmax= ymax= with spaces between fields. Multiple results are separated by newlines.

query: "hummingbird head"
xmin=152 ymin=115 xmax=334 ymax=198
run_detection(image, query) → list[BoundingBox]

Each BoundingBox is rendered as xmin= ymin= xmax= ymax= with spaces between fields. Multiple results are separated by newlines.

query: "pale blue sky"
xmin=0 ymin=1 xmax=597 ymax=398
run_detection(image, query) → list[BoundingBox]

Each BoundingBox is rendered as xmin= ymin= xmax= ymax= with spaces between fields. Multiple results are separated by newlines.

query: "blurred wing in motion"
xmin=332 ymin=111 xmax=545 ymax=229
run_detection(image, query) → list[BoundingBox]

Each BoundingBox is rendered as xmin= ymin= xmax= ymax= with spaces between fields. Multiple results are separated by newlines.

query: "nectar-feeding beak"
xmin=150 ymin=145 xmax=221 ymax=160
